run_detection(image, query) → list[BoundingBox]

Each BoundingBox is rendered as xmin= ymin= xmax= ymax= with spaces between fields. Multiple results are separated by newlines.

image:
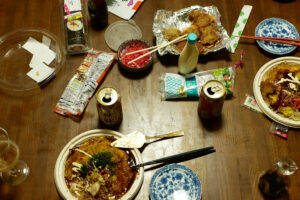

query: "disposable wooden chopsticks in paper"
xmin=235 ymin=35 xmax=300 ymax=46
xmin=130 ymin=146 xmax=216 ymax=168
xmin=127 ymin=34 xmax=188 ymax=64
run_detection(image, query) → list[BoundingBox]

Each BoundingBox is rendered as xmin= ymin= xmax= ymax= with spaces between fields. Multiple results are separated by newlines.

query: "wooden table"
xmin=0 ymin=0 xmax=300 ymax=199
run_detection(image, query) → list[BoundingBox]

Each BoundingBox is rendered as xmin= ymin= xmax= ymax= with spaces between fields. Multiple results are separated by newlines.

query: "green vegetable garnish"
xmin=80 ymin=164 xmax=88 ymax=178
xmin=88 ymin=151 xmax=113 ymax=169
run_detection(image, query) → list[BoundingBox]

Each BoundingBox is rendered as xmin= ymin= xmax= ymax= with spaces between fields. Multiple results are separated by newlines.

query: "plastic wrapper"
xmin=62 ymin=0 xmax=91 ymax=55
xmin=153 ymin=5 xmax=230 ymax=56
xmin=242 ymin=94 xmax=263 ymax=113
xmin=160 ymin=67 xmax=234 ymax=100
xmin=270 ymin=122 xmax=289 ymax=139
xmin=54 ymin=49 xmax=115 ymax=116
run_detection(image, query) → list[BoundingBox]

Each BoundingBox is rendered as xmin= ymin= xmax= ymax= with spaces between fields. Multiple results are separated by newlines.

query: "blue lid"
xmin=187 ymin=33 xmax=197 ymax=44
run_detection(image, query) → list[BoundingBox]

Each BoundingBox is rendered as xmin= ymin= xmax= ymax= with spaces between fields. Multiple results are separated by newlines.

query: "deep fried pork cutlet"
xmin=194 ymin=12 xmax=215 ymax=28
xmin=182 ymin=24 xmax=201 ymax=39
xmin=188 ymin=10 xmax=202 ymax=21
xmin=200 ymin=26 xmax=220 ymax=45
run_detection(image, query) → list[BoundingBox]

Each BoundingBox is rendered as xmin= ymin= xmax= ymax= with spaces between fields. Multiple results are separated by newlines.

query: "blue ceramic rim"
xmin=149 ymin=164 xmax=202 ymax=200
xmin=255 ymin=18 xmax=299 ymax=55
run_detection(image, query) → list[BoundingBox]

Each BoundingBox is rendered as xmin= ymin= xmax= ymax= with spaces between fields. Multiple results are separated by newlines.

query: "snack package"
xmin=270 ymin=122 xmax=289 ymax=139
xmin=242 ymin=94 xmax=263 ymax=113
xmin=160 ymin=67 xmax=234 ymax=100
xmin=62 ymin=0 xmax=90 ymax=55
xmin=54 ymin=49 xmax=115 ymax=116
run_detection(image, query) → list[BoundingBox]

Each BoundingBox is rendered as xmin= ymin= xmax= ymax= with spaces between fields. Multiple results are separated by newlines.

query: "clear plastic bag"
xmin=62 ymin=0 xmax=91 ymax=55
xmin=160 ymin=67 xmax=234 ymax=100
xmin=54 ymin=49 xmax=115 ymax=116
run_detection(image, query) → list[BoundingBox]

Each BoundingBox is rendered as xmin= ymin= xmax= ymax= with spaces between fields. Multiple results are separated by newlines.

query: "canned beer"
xmin=96 ymin=87 xmax=123 ymax=128
xmin=198 ymin=80 xmax=226 ymax=119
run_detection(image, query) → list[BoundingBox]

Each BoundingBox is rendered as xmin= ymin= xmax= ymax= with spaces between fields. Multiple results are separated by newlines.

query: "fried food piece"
xmin=176 ymin=41 xmax=204 ymax=54
xmin=196 ymin=42 xmax=204 ymax=53
xmin=163 ymin=27 xmax=182 ymax=41
xmin=200 ymin=26 xmax=220 ymax=45
xmin=182 ymin=24 xmax=201 ymax=39
xmin=176 ymin=41 xmax=186 ymax=52
xmin=194 ymin=12 xmax=215 ymax=28
xmin=188 ymin=10 xmax=203 ymax=21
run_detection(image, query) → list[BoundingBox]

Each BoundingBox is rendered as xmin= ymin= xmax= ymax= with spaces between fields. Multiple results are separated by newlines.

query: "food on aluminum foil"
xmin=260 ymin=62 xmax=300 ymax=120
xmin=162 ymin=27 xmax=182 ymax=41
xmin=64 ymin=136 xmax=137 ymax=200
xmin=153 ymin=5 xmax=230 ymax=55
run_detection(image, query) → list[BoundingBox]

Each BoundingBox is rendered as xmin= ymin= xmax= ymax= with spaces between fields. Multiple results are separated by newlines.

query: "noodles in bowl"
xmin=260 ymin=62 xmax=300 ymax=121
xmin=54 ymin=129 xmax=144 ymax=200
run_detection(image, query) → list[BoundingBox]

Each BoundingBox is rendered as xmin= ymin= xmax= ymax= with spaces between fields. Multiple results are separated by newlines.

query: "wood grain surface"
xmin=0 ymin=0 xmax=300 ymax=199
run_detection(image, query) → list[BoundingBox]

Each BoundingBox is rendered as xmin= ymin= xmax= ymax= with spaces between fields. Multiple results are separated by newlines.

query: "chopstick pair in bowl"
xmin=236 ymin=35 xmax=300 ymax=46
xmin=131 ymin=146 xmax=216 ymax=168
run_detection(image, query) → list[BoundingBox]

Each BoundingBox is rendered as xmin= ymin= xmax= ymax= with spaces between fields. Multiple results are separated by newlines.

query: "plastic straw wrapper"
xmin=160 ymin=67 xmax=234 ymax=100
xmin=54 ymin=49 xmax=115 ymax=116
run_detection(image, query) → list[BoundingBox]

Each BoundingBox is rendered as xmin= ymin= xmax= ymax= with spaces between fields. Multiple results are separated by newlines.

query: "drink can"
xmin=96 ymin=87 xmax=123 ymax=128
xmin=198 ymin=80 xmax=226 ymax=119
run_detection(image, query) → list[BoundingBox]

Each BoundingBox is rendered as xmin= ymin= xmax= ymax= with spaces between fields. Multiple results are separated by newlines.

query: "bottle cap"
xmin=187 ymin=33 xmax=197 ymax=44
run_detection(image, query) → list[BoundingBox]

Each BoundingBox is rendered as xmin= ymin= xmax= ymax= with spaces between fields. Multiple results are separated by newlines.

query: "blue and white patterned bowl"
xmin=150 ymin=164 xmax=202 ymax=200
xmin=255 ymin=18 xmax=299 ymax=55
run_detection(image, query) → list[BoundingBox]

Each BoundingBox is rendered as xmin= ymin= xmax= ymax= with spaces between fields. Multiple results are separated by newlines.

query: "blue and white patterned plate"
xmin=150 ymin=164 xmax=202 ymax=200
xmin=255 ymin=18 xmax=299 ymax=55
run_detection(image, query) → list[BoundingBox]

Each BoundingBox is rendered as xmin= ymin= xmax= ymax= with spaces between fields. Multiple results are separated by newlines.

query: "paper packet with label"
xmin=54 ymin=49 xmax=115 ymax=116
xmin=160 ymin=67 xmax=234 ymax=100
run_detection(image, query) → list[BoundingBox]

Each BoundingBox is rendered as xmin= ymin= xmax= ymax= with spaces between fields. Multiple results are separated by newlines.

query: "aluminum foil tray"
xmin=153 ymin=5 xmax=230 ymax=56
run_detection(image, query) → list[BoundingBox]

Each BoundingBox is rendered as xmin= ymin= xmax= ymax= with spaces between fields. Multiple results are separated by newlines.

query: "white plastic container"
xmin=178 ymin=33 xmax=199 ymax=74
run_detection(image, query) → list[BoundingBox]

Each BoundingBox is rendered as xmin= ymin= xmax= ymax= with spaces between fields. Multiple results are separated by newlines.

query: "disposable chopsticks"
xmin=127 ymin=34 xmax=188 ymax=64
xmin=131 ymin=146 xmax=215 ymax=168
xmin=235 ymin=35 xmax=300 ymax=46
xmin=125 ymin=45 xmax=157 ymax=55
xmin=126 ymin=37 xmax=186 ymax=56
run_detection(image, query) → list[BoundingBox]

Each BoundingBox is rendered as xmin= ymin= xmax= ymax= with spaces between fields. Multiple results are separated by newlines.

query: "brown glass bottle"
xmin=88 ymin=0 xmax=108 ymax=30
xmin=258 ymin=158 xmax=298 ymax=198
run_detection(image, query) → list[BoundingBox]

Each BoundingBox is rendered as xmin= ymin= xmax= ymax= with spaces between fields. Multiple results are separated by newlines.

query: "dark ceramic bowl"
xmin=117 ymin=39 xmax=153 ymax=73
